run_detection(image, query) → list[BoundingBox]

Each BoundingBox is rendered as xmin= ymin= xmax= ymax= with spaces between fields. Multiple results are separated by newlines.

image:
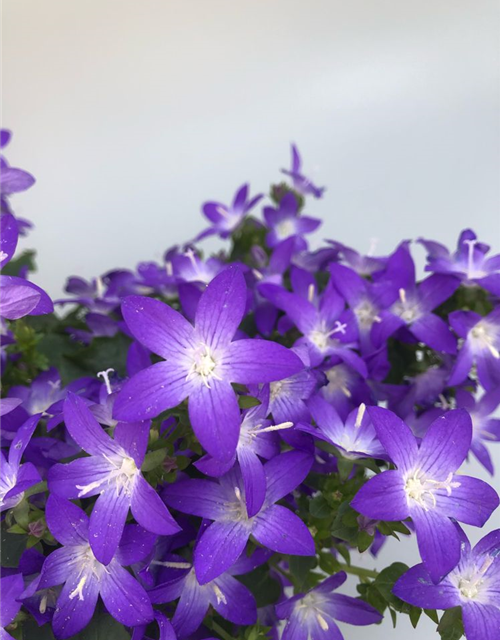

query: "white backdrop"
xmin=3 ymin=1 xmax=500 ymax=638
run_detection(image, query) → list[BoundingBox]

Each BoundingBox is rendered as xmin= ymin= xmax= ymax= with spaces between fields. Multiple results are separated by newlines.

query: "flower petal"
xmin=264 ymin=450 xmax=313 ymax=506
xmin=210 ymin=573 xmax=257 ymax=625
xmin=417 ymin=409 xmax=472 ymax=478
xmin=239 ymin=447 xmax=266 ymax=518
xmin=48 ymin=457 xmax=112 ymax=499
xmin=113 ymin=361 xmax=193 ymax=422
xmin=194 ymin=520 xmax=250 ymax=584
xmin=462 ymin=602 xmax=500 ymax=640
xmin=64 ymin=393 xmax=120 ymax=458
xmin=89 ymin=486 xmax=131 ymax=565
xmin=434 ymin=475 xmax=499 ymax=527
xmin=351 ymin=470 xmax=409 ymax=520
xmin=410 ymin=314 xmax=457 ymax=354
xmin=45 ymin=495 xmax=89 ymax=546
xmin=100 ymin=561 xmax=154 ymax=627
xmin=162 ymin=478 xmax=230 ymax=520
xmin=171 ymin=573 xmax=209 ymax=637
xmin=188 ymin=377 xmax=240 ymax=462
xmin=224 ymin=339 xmax=304 ymax=384
xmin=410 ymin=507 xmax=461 ymax=583
xmin=52 ymin=570 xmax=100 ymax=639
xmin=323 ymin=593 xmax=383 ymax=625
xmin=122 ymin=295 xmax=195 ymax=359
xmin=392 ymin=564 xmax=459 ymax=609
xmin=131 ymin=474 xmax=180 ymax=535
xmin=195 ymin=266 xmax=246 ymax=348
xmin=253 ymin=504 xmax=315 ymax=556
xmin=366 ymin=406 xmax=418 ymax=472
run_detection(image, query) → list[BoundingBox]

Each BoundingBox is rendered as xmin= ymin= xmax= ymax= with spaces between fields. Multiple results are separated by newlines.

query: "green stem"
xmin=337 ymin=563 xmax=378 ymax=579
xmin=211 ymin=620 xmax=235 ymax=640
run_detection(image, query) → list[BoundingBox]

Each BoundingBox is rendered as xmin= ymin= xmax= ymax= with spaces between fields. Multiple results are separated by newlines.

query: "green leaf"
xmin=23 ymin=620 xmax=56 ymax=639
xmin=372 ymin=562 xmax=410 ymax=612
xmin=409 ymin=606 xmax=422 ymax=628
xmin=288 ymin=556 xmax=317 ymax=591
xmin=2 ymin=250 xmax=37 ymax=276
xmin=425 ymin=609 xmax=440 ymax=624
xmin=309 ymin=494 xmax=331 ymax=519
xmin=70 ymin=614 xmax=130 ymax=640
xmin=337 ymin=458 xmax=354 ymax=481
xmin=141 ymin=449 xmax=167 ymax=472
xmin=237 ymin=565 xmax=281 ymax=608
xmin=437 ymin=608 xmax=464 ymax=640
xmin=1 ymin=527 xmax=27 ymax=567
xmin=238 ymin=395 xmax=261 ymax=409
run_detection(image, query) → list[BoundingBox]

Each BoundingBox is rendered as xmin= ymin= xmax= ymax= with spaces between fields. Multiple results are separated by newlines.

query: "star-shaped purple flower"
xmin=48 ymin=393 xmax=180 ymax=565
xmin=419 ymin=228 xmax=500 ymax=296
xmin=281 ymin=143 xmax=325 ymax=199
xmin=263 ymin=192 xmax=321 ymax=250
xmin=37 ymin=496 xmax=154 ymax=639
xmin=448 ymin=307 xmax=500 ymax=390
xmin=163 ymin=450 xmax=315 ymax=584
xmin=351 ymin=407 xmax=499 ymax=583
xmin=394 ymin=528 xmax=500 ymax=640
xmin=113 ymin=267 xmax=304 ymax=461
xmin=276 ymin=571 xmax=382 ymax=640
xmin=197 ymin=183 xmax=263 ymax=240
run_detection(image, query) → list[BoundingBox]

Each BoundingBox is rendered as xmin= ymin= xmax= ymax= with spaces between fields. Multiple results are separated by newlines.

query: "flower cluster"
xmin=1 ymin=134 xmax=500 ymax=640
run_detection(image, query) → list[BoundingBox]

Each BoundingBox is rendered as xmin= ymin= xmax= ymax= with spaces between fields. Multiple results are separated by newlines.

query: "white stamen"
xmin=165 ymin=260 xmax=173 ymax=276
xmin=328 ymin=321 xmax=347 ymax=336
xmin=186 ymin=343 xmax=221 ymax=389
xmin=399 ymin=288 xmax=406 ymax=305
xmin=97 ymin=368 xmax=115 ymax=395
xmin=216 ymin=206 xmax=231 ymax=220
xmin=0 ymin=251 xmax=8 ymax=262
xmin=308 ymin=284 xmax=315 ymax=303
xmin=464 ymin=238 xmax=478 ymax=280
xmin=405 ymin=469 xmax=461 ymax=510
xmin=367 ymin=237 xmax=379 ymax=257
xmin=184 ymin=247 xmax=198 ymax=267
xmin=39 ymin=594 xmax=48 ymax=614
xmin=150 ymin=560 xmax=191 ymax=569
xmin=76 ymin=480 xmax=105 ymax=498
xmin=340 ymin=384 xmax=352 ymax=398
xmin=252 ymin=269 xmax=264 ymax=280
xmin=316 ymin=612 xmax=329 ymax=631
xmin=95 ymin=276 xmax=105 ymax=299
xmin=234 ymin=486 xmax=242 ymax=501
xmin=213 ymin=584 xmax=227 ymax=605
xmin=355 ymin=404 xmax=366 ymax=428
xmin=69 ymin=576 xmax=87 ymax=601
xmin=258 ymin=421 xmax=294 ymax=433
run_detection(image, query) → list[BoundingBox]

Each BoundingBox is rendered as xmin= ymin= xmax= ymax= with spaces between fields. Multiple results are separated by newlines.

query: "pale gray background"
xmin=3 ymin=1 xmax=500 ymax=638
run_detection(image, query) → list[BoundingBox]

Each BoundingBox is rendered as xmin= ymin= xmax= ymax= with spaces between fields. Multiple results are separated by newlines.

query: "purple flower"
xmin=197 ymin=183 xmax=263 ymax=240
xmin=0 ymin=275 xmax=53 ymax=320
xmin=259 ymin=279 xmax=365 ymax=374
xmin=456 ymin=388 xmax=500 ymax=474
xmin=281 ymin=143 xmax=325 ymax=199
xmin=326 ymin=238 xmax=387 ymax=277
xmin=298 ymin=397 xmax=386 ymax=460
xmin=113 ymin=267 xmax=304 ymax=461
xmin=146 ymin=550 xmax=267 ymax=637
xmin=448 ymin=308 xmax=500 ymax=390
xmin=351 ymin=407 xmax=499 ymax=583
xmin=263 ymin=192 xmax=321 ymax=250
xmin=48 ymin=393 xmax=180 ymax=565
xmin=163 ymin=450 xmax=315 ymax=584
xmin=1 ymin=573 xmax=25 ymax=640
xmin=419 ymin=229 xmax=500 ymax=296
xmin=0 ymin=213 xmax=19 ymax=268
xmin=0 ymin=414 xmax=41 ymax=512
xmin=275 ymin=571 xmax=382 ymax=640
xmin=394 ymin=529 xmax=500 ymax=640
xmin=37 ymin=496 xmax=154 ymax=639
xmin=9 ymin=367 xmax=65 ymax=417
xmin=370 ymin=250 xmax=460 ymax=354
xmin=0 ymin=129 xmax=35 ymax=213
xmin=195 ymin=387 xmax=289 ymax=517
xmin=171 ymin=248 xmax=224 ymax=285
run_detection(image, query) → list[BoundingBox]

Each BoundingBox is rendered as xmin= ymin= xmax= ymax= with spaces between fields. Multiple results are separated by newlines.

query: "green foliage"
xmin=437 ymin=608 xmax=464 ymax=640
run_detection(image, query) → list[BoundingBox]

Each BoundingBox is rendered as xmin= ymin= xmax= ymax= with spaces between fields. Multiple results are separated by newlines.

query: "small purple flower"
xmin=146 ymin=550 xmax=267 ymax=637
xmin=0 ymin=275 xmax=53 ymax=320
xmin=163 ymin=450 xmax=315 ymax=584
xmin=351 ymin=407 xmax=499 ymax=583
xmin=0 ymin=573 xmax=25 ymax=640
xmin=298 ymin=397 xmax=386 ymax=460
xmin=48 ymin=393 xmax=180 ymax=565
xmin=449 ymin=307 xmax=500 ymax=390
xmin=113 ymin=267 xmax=304 ymax=461
xmin=456 ymin=388 xmax=500 ymax=474
xmin=197 ymin=183 xmax=263 ymax=240
xmin=0 ymin=213 xmax=19 ymax=267
xmin=394 ymin=529 xmax=500 ymax=640
xmin=260 ymin=279 xmax=365 ymax=374
xmin=263 ymin=192 xmax=321 ymax=250
xmin=0 ymin=129 xmax=36 ymax=213
xmin=275 ymin=571 xmax=382 ymax=640
xmin=37 ymin=496 xmax=154 ymax=639
xmin=419 ymin=229 xmax=500 ymax=296
xmin=0 ymin=414 xmax=41 ymax=512
xmin=171 ymin=247 xmax=224 ymax=285
xmin=326 ymin=238 xmax=387 ymax=277
xmin=195 ymin=387 xmax=289 ymax=517
xmin=9 ymin=367 xmax=65 ymax=417
xmin=281 ymin=143 xmax=325 ymax=199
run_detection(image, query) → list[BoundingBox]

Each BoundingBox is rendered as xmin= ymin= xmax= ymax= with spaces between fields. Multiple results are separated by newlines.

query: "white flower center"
xmin=186 ymin=344 xmax=222 ymax=388
xmin=325 ymin=365 xmax=352 ymax=398
xmin=404 ymin=469 xmax=461 ymax=510
xmin=471 ymin=322 xmax=500 ymax=358
xmin=453 ymin=555 xmax=495 ymax=602
xmin=354 ymin=300 xmax=381 ymax=329
xmin=76 ymin=454 xmax=138 ymax=498
xmin=309 ymin=321 xmax=347 ymax=351
xmin=392 ymin=289 xmax=421 ymax=324
xmin=276 ymin=219 xmax=295 ymax=239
